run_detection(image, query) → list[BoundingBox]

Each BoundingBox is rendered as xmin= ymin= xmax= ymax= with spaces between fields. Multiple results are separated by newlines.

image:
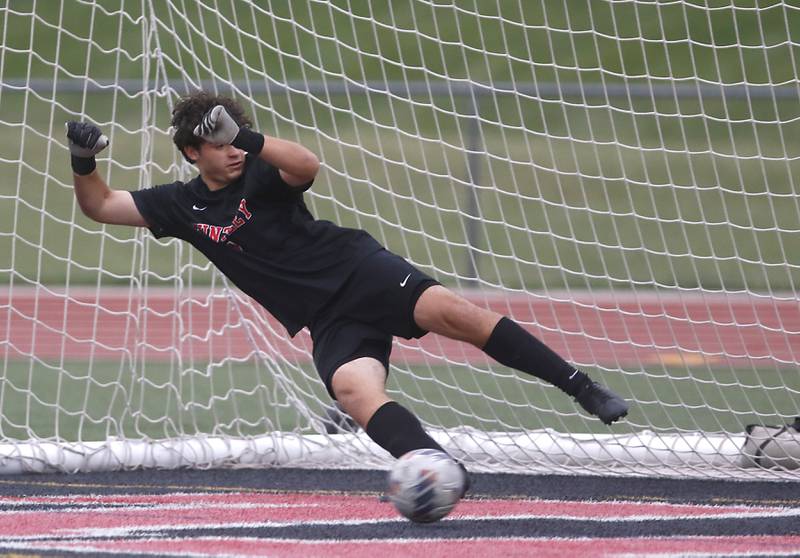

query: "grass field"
xmin=1 ymin=358 xmax=797 ymax=442
xmin=1 ymin=1 xmax=798 ymax=291
xmin=2 ymin=89 xmax=798 ymax=291
xmin=2 ymin=1 xmax=797 ymax=85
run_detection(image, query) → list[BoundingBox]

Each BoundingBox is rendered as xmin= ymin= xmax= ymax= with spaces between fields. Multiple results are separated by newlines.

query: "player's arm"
xmin=194 ymin=106 xmax=319 ymax=187
xmin=66 ymin=122 xmax=148 ymax=227
xmin=254 ymin=136 xmax=319 ymax=187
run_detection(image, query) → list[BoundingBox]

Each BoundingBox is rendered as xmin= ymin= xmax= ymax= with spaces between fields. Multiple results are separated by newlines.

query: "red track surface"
xmin=5 ymin=492 xmax=791 ymax=528
xmin=2 ymin=288 xmax=797 ymax=368
xmin=44 ymin=537 xmax=800 ymax=558
xmin=0 ymin=492 xmax=798 ymax=557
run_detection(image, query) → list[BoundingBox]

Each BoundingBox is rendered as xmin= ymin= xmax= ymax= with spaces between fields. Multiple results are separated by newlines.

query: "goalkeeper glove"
xmin=193 ymin=105 xmax=264 ymax=155
xmin=66 ymin=121 xmax=108 ymax=175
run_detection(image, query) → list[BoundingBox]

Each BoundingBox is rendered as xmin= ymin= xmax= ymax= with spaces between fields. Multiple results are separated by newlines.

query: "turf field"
xmin=0 ymin=468 xmax=798 ymax=557
xmin=1 ymin=358 xmax=797 ymax=442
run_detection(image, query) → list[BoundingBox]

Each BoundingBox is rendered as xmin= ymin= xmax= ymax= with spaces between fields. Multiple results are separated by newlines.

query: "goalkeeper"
xmin=67 ymin=91 xmax=628 ymax=475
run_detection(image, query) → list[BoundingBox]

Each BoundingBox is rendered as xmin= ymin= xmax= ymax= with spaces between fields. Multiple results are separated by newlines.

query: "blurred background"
xmin=2 ymin=0 xmax=798 ymax=290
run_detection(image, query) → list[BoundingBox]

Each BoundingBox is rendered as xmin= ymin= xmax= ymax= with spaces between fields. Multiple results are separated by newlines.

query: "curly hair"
xmin=171 ymin=92 xmax=253 ymax=163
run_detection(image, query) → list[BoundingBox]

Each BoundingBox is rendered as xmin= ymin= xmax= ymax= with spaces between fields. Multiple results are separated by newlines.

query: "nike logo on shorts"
xmin=400 ymin=273 xmax=411 ymax=287
xmin=192 ymin=204 xmax=207 ymax=211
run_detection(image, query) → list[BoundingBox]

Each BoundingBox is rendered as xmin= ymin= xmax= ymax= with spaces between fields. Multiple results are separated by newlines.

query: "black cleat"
xmin=574 ymin=381 xmax=629 ymax=425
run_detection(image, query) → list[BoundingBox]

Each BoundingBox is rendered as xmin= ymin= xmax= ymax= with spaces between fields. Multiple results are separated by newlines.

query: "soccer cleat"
xmin=574 ymin=381 xmax=629 ymax=425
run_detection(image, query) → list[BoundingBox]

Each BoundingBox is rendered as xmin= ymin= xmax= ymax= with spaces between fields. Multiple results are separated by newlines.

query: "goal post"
xmin=0 ymin=1 xmax=798 ymax=479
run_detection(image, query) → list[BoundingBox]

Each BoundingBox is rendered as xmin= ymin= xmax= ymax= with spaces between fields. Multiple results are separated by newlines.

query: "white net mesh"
xmin=0 ymin=0 xmax=798 ymax=477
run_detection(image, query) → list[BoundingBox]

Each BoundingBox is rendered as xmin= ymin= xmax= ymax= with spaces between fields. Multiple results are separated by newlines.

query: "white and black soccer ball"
xmin=387 ymin=448 xmax=466 ymax=523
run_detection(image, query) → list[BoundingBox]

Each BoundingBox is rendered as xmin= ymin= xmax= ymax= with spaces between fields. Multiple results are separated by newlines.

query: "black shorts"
xmin=309 ymin=249 xmax=439 ymax=399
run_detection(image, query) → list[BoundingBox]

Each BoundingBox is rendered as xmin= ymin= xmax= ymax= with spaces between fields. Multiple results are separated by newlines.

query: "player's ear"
xmin=182 ymin=146 xmax=199 ymax=164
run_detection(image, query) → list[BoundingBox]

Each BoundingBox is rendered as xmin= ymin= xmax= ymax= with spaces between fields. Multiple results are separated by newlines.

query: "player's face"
xmin=192 ymin=142 xmax=246 ymax=190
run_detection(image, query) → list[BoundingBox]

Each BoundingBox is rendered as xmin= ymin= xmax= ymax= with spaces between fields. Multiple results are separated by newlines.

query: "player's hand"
xmin=66 ymin=121 xmax=109 ymax=158
xmin=193 ymin=105 xmax=239 ymax=145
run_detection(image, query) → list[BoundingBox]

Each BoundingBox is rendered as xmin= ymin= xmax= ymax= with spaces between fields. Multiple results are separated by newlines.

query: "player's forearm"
xmin=257 ymin=135 xmax=320 ymax=183
xmin=73 ymin=171 xmax=113 ymax=220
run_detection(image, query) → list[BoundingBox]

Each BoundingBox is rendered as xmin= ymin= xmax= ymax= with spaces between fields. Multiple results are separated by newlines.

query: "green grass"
xmin=1 ymin=88 xmax=798 ymax=291
xmin=1 ymin=1 xmax=799 ymax=291
xmin=0 ymin=0 xmax=800 ymax=291
xmin=1 ymin=359 xmax=797 ymax=442
xmin=2 ymin=1 xmax=797 ymax=86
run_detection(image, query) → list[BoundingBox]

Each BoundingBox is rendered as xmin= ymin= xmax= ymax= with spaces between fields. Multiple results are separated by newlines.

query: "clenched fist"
xmin=66 ymin=121 xmax=108 ymax=158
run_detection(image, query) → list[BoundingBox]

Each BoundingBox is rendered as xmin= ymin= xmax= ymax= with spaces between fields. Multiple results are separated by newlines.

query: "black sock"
xmin=483 ymin=317 xmax=590 ymax=396
xmin=365 ymin=401 xmax=445 ymax=458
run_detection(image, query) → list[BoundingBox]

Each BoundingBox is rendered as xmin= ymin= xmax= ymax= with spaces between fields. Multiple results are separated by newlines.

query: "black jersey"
xmin=130 ymin=155 xmax=382 ymax=336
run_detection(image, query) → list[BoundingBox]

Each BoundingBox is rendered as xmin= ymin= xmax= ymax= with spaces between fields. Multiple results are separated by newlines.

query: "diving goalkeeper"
xmin=67 ymin=92 xmax=629 ymax=482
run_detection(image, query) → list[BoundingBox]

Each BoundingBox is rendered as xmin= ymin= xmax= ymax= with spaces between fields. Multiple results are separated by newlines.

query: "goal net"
xmin=1 ymin=1 xmax=798 ymax=479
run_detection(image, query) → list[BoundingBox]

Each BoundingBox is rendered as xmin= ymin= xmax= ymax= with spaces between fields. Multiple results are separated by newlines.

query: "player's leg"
xmin=329 ymin=356 xmax=389 ymax=428
xmin=309 ymin=253 xmax=470 ymax=494
xmin=330 ymin=356 xmax=470 ymax=496
xmin=413 ymin=285 xmax=629 ymax=424
xmin=310 ymin=315 xmax=451 ymax=457
xmin=330 ymin=357 xmax=447 ymax=457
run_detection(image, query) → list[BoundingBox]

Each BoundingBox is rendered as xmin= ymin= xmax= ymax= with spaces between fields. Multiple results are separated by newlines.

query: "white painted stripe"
xmin=0 ymin=502 xmax=316 ymax=516
xmin=0 ymin=540 xmax=219 ymax=557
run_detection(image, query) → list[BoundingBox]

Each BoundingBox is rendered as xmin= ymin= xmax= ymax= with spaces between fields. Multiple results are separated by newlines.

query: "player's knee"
xmin=330 ymin=358 xmax=390 ymax=427
xmin=331 ymin=368 xmax=361 ymax=405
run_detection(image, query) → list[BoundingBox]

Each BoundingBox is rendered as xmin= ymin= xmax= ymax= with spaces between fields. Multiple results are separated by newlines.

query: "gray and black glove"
xmin=66 ymin=121 xmax=108 ymax=175
xmin=193 ymin=105 xmax=264 ymax=155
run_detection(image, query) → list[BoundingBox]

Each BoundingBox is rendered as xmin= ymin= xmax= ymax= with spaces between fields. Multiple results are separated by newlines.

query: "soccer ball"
xmin=387 ymin=448 xmax=466 ymax=523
